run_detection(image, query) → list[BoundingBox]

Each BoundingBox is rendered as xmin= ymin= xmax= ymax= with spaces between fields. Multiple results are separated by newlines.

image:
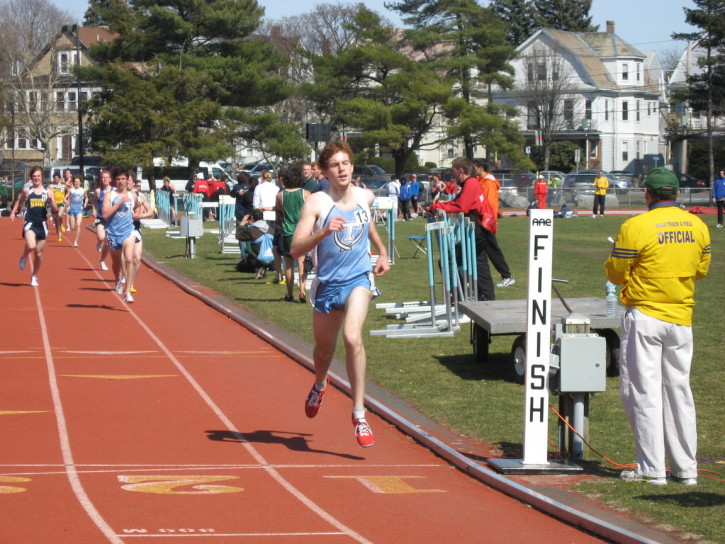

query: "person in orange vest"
xmin=534 ymin=176 xmax=548 ymax=209
xmin=473 ymin=159 xmax=515 ymax=288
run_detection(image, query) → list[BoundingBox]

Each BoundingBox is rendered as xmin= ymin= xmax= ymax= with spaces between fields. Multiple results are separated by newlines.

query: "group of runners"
xmin=10 ymin=166 xmax=153 ymax=303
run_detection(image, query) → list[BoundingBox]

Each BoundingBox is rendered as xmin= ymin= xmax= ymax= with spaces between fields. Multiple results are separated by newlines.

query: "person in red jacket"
xmin=534 ymin=176 xmax=548 ymax=209
xmin=428 ymin=157 xmax=495 ymax=300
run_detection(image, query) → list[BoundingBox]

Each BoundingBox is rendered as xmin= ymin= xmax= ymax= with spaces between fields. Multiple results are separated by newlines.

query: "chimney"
xmin=606 ymin=21 xmax=615 ymax=34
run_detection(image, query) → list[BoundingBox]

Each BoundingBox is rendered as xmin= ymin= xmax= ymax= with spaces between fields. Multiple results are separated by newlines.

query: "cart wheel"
xmin=597 ymin=329 xmax=620 ymax=376
xmin=510 ymin=334 xmax=526 ymax=384
xmin=472 ymin=324 xmax=489 ymax=363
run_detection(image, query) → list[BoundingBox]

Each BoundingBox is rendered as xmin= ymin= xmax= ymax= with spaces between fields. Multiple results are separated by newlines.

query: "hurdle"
xmin=371 ymin=211 xmax=475 ymax=338
xmin=371 ymin=196 xmax=399 ymax=264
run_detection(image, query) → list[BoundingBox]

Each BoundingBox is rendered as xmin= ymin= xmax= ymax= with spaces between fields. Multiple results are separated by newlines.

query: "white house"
xmin=491 ymin=21 xmax=665 ymax=173
xmin=667 ymin=40 xmax=725 ymax=176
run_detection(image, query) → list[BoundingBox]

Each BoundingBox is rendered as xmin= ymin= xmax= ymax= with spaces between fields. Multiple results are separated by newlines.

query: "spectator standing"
xmin=291 ymin=141 xmax=390 ymax=448
xmin=711 ymin=169 xmax=725 ymax=228
xmin=253 ymin=169 xmax=282 ymax=282
xmin=230 ymin=172 xmax=251 ymax=223
xmin=10 ymin=166 xmax=58 ymax=287
xmin=302 ymin=162 xmax=319 ymax=193
xmin=409 ymin=175 xmax=421 ymax=217
xmin=605 ymin=168 xmax=711 ymax=486
xmin=429 ymin=157 xmax=495 ymax=301
xmin=313 ymin=162 xmax=329 ymax=193
xmin=276 ymin=165 xmax=310 ymax=303
xmin=473 ymin=160 xmax=515 ymax=288
xmin=593 ymin=170 xmax=609 ymax=217
xmin=159 ymin=176 xmax=177 ymax=225
xmin=399 ymin=177 xmax=412 ymax=220
xmin=533 ymin=176 xmax=548 ymax=209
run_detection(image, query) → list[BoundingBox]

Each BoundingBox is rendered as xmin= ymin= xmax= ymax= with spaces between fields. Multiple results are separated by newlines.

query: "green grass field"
xmin=142 ymin=210 xmax=724 ymax=543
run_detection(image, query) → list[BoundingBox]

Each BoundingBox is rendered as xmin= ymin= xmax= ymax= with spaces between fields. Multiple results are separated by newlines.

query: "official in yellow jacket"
xmin=605 ymin=168 xmax=711 ymax=486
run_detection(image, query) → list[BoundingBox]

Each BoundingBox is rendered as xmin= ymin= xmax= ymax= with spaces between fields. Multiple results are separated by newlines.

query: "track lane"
xmin=1 ymin=219 xmax=606 ymax=543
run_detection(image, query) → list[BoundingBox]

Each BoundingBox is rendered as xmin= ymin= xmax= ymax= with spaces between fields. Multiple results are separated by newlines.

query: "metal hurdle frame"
xmin=371 ymin=196 xmax=399 ymax=265
xmin=371 ymin=211 xmax=476 ymax=338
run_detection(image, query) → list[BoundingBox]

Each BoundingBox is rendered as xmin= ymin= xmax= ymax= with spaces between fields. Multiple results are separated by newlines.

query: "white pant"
xmin=620 ymin=307 xmax=697 ymax=479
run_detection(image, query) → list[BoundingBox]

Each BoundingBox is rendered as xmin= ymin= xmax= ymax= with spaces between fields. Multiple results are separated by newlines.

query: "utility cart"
xmin=457 ymin=297 xmax=623 ymax=381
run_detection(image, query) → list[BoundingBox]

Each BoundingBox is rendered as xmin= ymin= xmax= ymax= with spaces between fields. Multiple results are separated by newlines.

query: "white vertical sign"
xmin=523 ymin=209 xmax=554 ymax=465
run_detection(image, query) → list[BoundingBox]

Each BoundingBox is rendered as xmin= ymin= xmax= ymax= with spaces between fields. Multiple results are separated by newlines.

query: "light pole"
xmin=10 ymin=102 xmax=16 ymax=202
xmin=73 ymin=23 xmax=85 ymax=176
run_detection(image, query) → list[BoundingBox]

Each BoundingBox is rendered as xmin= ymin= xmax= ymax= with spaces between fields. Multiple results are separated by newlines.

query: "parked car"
xmin=538 ymin=170 xmax=566 ymax=183
xmin=366 ymin=178 xmax=391 ymax=197
xmin=676 ymin=173 xmax=707 ymax=188
xmin=492 ymin=169 xmax=536 ymax=191
xmin=563 ymin=170 xmax=632 ymax=194
xmin=353 ymin=164 xmax=391 ymax=186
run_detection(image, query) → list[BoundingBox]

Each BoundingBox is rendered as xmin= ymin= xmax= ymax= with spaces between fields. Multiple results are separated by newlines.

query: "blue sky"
xmin=58 ymin=0 xmax=695 ymax=58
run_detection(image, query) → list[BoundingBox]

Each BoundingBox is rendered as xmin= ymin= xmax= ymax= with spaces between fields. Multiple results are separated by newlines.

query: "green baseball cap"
xmin=644 ymin=168 xmax=679 ymax=197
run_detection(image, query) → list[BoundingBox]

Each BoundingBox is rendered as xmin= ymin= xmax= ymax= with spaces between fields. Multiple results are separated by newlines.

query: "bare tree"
xmin=0 ymin=0 xmax=74 ymax=164
xmin=518 ymin=46 xmax=578 ymax=170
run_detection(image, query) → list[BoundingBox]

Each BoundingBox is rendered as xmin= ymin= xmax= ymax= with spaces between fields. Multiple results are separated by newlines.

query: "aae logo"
xmin=532 ymin=217 xmax=552 ymax=227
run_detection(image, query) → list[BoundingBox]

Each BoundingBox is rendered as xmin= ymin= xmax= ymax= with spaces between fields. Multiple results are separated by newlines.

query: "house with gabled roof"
xmin=491 ymin=21 xmax=665 ymax=174
xmin=2 ymin=25 xmax=115 ymax=167
xmin=667 ymin=41 xmax=725 ymax=176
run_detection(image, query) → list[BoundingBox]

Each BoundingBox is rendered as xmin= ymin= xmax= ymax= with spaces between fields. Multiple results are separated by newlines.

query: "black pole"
xmin=10 ymin=102 xmax=16 ymax=202
xmin=74 ymin=23 xmax=84 ymax=176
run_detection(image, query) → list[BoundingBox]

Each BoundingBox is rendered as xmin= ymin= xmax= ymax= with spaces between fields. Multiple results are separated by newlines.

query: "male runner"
xmin=10 ymin=166 xmax=58 ymax=286
xmin=291 ymin=141 xmax=390 ymax=447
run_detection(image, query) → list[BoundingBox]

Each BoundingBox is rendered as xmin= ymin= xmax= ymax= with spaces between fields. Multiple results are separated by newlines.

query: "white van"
xmin=138 ymin=158 xmax=234 ymax=192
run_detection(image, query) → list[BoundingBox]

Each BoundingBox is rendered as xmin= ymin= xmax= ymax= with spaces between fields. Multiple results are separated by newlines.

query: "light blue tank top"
xmin=106 ymin=194 xmax=134 ymax=240
xmin=312 ymin=188 xmax=371 ymax=284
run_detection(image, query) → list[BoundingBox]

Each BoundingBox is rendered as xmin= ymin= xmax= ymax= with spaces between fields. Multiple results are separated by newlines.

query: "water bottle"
xmin=606 ymin=281 xmax=617 ymax=317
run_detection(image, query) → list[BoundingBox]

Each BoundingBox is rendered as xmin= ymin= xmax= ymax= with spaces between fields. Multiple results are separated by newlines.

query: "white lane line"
xmin=33 ymin=287 xmax=124 ymax=543
xmin=120 ymin=533 xmax=345 ymax=538
xmin=76 ymin=251 xmax=375 ymax=544
xmin=1 ymin=463 xmax=443 ymax=477
xmin=60 ymin=350 xmax=157 ymax=355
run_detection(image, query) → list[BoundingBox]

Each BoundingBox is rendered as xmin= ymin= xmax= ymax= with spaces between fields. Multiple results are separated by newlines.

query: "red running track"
xmin=0 ymin=219 xmax=606 ymax=543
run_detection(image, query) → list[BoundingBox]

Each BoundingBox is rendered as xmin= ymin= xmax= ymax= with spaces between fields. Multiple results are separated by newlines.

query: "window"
xmin=526 ymin=102 xmax=540 ymax=129
xmin=537 ymin=62 xmax=546 ymax=81
xmin=56 ymin=92 xmax=65 ymax=111
xmin=636 ymin=140 xmax=641 ymax=159
xmin=585 ymin=99 xmax=592 ymax=120
xmin=527 ymin=63 xmax=533 ymax=82
xmin=622 ymin=63 xmax=629 ymax=81
xmin=589 ymin=141 xmax=598 ymax=158
xmin=622 ymin=141 xmax=628 ymax=162
xmin=636 ymin=63 xmax=641 ymax=82
xmin=648 ymin=102 xmax=651 ymax=116
xmin=26 ymin=91 xmax=39 ymax=112
xmin=636 ymin=100 xmax=640 ymax=121
xmin=57 ymin=50 xmax=79 ymax=74
xmin=605 ymin=100 xmax=609 ymax=121
xmin=622 ymin=101 xmax=629 ymax=121
xmin=564 ymin=99 xmax=574 ymax=127
xmin=68 ymin=91 xmax=77 ymax=111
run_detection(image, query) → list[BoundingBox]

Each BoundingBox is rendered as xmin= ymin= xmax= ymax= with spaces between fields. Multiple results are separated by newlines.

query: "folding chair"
xmin=408 ymin=235 xmax=427 ymax=258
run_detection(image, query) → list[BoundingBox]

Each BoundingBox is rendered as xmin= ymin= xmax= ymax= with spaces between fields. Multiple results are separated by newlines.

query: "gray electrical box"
xmin=180 ymin=217 xmax=204 ymax=237
xmin=558 ymin=334 xmax=606 ymax=392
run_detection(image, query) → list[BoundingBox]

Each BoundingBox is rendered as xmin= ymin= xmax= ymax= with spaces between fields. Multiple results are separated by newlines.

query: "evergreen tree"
xmin=532 ymin=0 xmax=598 ymax=32
xmin=306 ymin=6 xmax=455 ymax=177
xmin=672 ymin=0 xmax=725 ymax=183
xmin=79 ymin=0 xmax=299 ymax=182
xmin=490 ymin=0 xmax=539 ymax=46
xmin=386 ymin=0 xmax=525 ymax=162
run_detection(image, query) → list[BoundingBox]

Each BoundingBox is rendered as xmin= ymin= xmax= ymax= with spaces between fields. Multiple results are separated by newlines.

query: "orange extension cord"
xmin=549 ymin=404 xmax=724 ymax=483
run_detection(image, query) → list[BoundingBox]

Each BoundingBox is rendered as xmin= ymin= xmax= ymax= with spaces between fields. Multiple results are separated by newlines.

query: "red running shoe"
xmin=304 ymin=383 xmax=326 ymax=418
xmin=353 ymin=418 xmax=374 ymax=448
